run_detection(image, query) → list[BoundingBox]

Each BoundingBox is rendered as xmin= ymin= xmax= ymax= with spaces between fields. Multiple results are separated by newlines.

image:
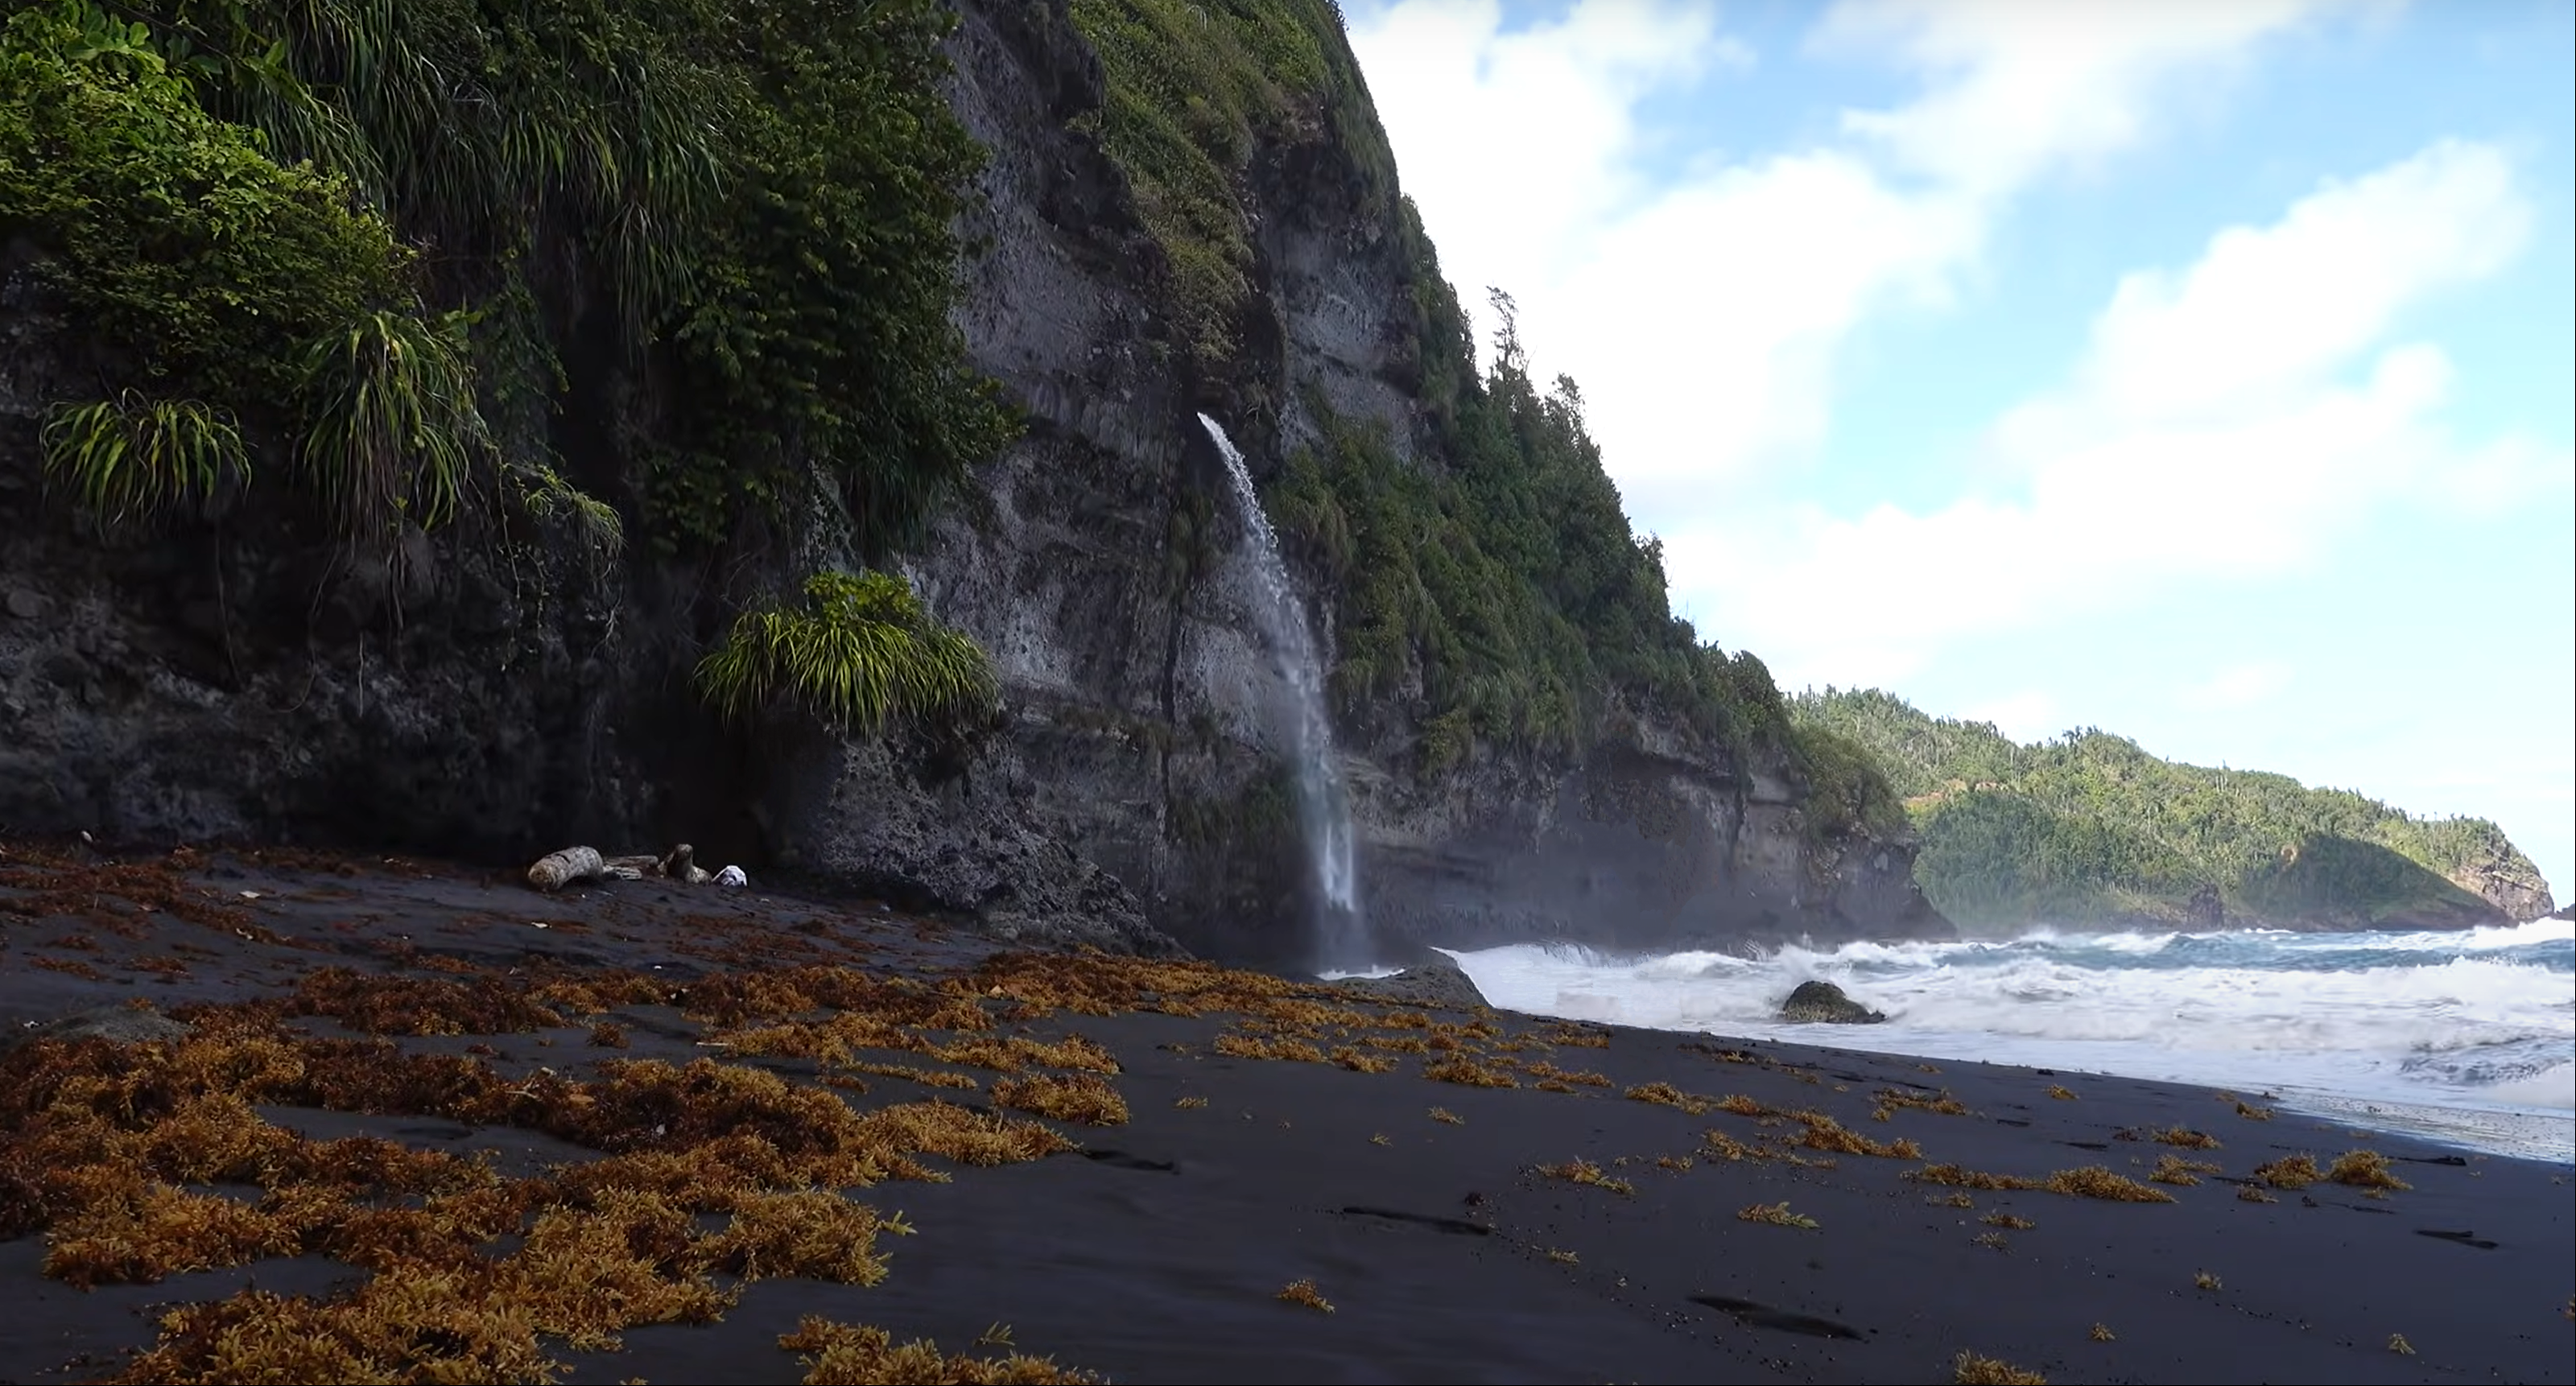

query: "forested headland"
xmin=1791 ymin=687 xmax=2554 ymax=933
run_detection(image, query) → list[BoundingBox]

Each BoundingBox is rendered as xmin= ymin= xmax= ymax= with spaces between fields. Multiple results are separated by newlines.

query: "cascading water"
xmin=1199 ymin=414 xmax=1365 ymax=969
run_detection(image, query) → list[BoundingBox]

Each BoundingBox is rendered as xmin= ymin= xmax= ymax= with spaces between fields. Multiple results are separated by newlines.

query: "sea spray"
xmin=1199 ymin=414 xmax=1364 ymax=967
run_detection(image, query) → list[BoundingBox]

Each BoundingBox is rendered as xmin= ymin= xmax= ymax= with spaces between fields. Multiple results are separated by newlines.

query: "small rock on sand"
xmin=2 ymin=1001 xmax=194 ymax=1057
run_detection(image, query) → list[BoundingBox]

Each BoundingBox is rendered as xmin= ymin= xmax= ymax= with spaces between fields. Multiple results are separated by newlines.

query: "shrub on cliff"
xmin=696 ymin=571 xmax=999 ymax=737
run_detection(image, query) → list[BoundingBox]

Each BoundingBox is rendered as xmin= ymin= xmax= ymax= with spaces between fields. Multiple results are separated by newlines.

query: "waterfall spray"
xmin=1199 ymin=414 xmax=1364 ymax=968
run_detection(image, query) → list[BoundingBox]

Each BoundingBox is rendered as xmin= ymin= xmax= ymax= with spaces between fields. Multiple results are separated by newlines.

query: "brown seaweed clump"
xmin=992 ymin=1073 xmax=1129 ymax=1126
xmin=1738 ymin=1201 xmax=1819 ymax=1229
xmin=1906 ymin=1163 xmax=2175 ymax=1203
xmin=1212 ymin=1033 xmax=1327 ymax=1063
xmin=1625 ymin=1083 xmax=1716 ymax=1116
xmin=287 ymin=967 xmax=570 ymax=1035
xmin=2252 ymin=1154 xmax=2323 ymax=1189
xmin=1953 ymin=1350 xmax=2048 ymax=1384
xmin=1535 ymin=1158 xmax=1634 ymax=1196
xmin=1876 ymin=1087 xmax=1973 ymax=1116
xmin=0 ymin=1011 xmax=1097 ymax=1384
xmin=2150 ymin=1154 xmax=2222 ymax=1186
xmin=1273 ymin=1280 xmax=1335 ymax=1315
xmin=1790 ymin=1110 xmax=1923 ymax=1160
xmin=2326 ymin=1149 xmax=2412 ymax=1190
xmin=781 ymin=1318 xmax=1101 ymax=1385
xmin=1423 ymin=1055 xmax=1519 ymax=1088
xmin=2045 ymin=1166 xmax=2177 ymax=1203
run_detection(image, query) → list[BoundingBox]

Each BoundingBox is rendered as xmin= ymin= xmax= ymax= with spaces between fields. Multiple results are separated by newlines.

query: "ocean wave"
xmin=1443 ymin=923 xmax=2576 ymax=1154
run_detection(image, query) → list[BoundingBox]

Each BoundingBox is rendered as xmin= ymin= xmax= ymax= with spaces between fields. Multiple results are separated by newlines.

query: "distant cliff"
xmin=1791 ymin=688 xmax=2556 ymax=933
xmin=0 ymin=0 xmax=1947 ymax=967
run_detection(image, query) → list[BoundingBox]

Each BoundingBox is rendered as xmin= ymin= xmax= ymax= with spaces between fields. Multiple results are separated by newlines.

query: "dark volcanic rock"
xmin=1778 ymin=980 xmax=1886 ymax=1025
xmin=1331 ymin=948 xmax=1491 ymax=1013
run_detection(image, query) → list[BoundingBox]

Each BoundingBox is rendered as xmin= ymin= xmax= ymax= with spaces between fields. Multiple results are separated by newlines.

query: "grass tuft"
xmin=41 ymin=393 xmax=246 ymax=529
xmin=295 ymin=307 xmax=493 ymax=548
xmin=696 ymin=571 xmax=998 ymax=736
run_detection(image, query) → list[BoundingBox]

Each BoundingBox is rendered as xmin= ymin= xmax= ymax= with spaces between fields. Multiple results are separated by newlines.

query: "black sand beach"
xmin=2 ymin=840 xmax=2569 ymax=1385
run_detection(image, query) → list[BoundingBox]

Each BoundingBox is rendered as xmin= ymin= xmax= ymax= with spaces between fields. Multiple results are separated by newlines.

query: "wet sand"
xmin=2 ymin=840 xmax=2569 ymax=1384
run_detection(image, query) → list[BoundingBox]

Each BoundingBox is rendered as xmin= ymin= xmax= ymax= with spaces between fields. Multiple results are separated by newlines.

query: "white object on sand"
xmin=715 ymin=864 xmax=748 ymax=888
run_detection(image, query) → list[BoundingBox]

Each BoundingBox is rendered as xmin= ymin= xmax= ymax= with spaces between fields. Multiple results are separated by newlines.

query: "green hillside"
xmin=1790 ymin=687 xmax=2553 ymax=933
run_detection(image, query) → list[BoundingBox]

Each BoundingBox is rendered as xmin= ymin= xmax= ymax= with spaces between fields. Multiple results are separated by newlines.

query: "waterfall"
xmin=1198 ymin=414 xmax=1365 ymax=967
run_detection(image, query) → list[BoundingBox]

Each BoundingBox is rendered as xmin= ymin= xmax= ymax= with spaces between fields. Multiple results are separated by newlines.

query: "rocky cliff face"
xmin=2445 ymin=852 xmax=2556 ymax=925
xmin=0 ymin=0 xmax=1946 ymax=967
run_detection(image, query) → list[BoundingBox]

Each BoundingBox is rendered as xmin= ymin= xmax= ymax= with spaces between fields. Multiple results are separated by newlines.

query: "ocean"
xmin=1435 ymin=917 xmax=2576 ymax=1162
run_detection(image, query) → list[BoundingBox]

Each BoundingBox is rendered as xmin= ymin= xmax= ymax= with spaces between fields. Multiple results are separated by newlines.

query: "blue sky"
xmin=1343 ymin=0 xmax=2575 ymax=905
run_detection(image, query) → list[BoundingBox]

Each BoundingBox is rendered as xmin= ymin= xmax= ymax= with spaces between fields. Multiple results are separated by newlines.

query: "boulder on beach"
xmin=1777 ymin=980 xmax=1886 ymax=1025
xmin=1333 ymin=948 xmax=1492 ymax=1013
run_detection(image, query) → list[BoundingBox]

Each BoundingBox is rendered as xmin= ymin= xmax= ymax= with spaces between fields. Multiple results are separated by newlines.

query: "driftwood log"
xmin=526 ymin=844 xmax=721 ymax=893
xmin=526 ymin=846 xmax=605 ymax=892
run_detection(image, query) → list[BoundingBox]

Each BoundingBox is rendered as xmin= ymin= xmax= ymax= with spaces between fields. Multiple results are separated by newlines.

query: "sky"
xmin=1340 ymin=0 xmax=2576 ymax=906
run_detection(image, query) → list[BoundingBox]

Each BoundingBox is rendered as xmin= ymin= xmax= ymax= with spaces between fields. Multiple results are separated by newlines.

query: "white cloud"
xmin=2178 ymin=661 xmax=2295 ymax=711
xmin=1814 ymin=0 xmax=2337 ymax=196
xmin=1678 ymin=138 xmax=2562 ymax=688
xmin=2058 ymin=138 xmax=2528 ymax=429
xmin=1348 ymin=0 xmax=1728 ymax=328
xmin=1349 ymin=0 xmax=2345 ymax=496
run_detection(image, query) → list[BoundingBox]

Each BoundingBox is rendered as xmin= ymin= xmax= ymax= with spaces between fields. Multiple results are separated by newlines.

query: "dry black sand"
xmin=2 ymin=841 xmax=2569 ymax=1385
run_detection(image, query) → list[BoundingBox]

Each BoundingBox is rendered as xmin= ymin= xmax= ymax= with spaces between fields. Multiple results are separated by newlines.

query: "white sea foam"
xmin=1441 ymin=923 xmax=2575 ymax=1161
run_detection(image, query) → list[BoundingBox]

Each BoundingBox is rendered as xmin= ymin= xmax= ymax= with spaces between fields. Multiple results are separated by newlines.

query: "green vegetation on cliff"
xmin=1791 ymin=687 xmax=2548 ymax=930
xmin=2 ymin=0 xmax=1005 ymax=732
xmin=1069 ymin=1 xmax=1885 ymax=827
xmin=697 ymin=572 xmax=1000 ymax=736
xmin=1265 ymin=297 xmax=1841 ymax=792
xmin=1070 ymin=0 xmax=1393 ymax=365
